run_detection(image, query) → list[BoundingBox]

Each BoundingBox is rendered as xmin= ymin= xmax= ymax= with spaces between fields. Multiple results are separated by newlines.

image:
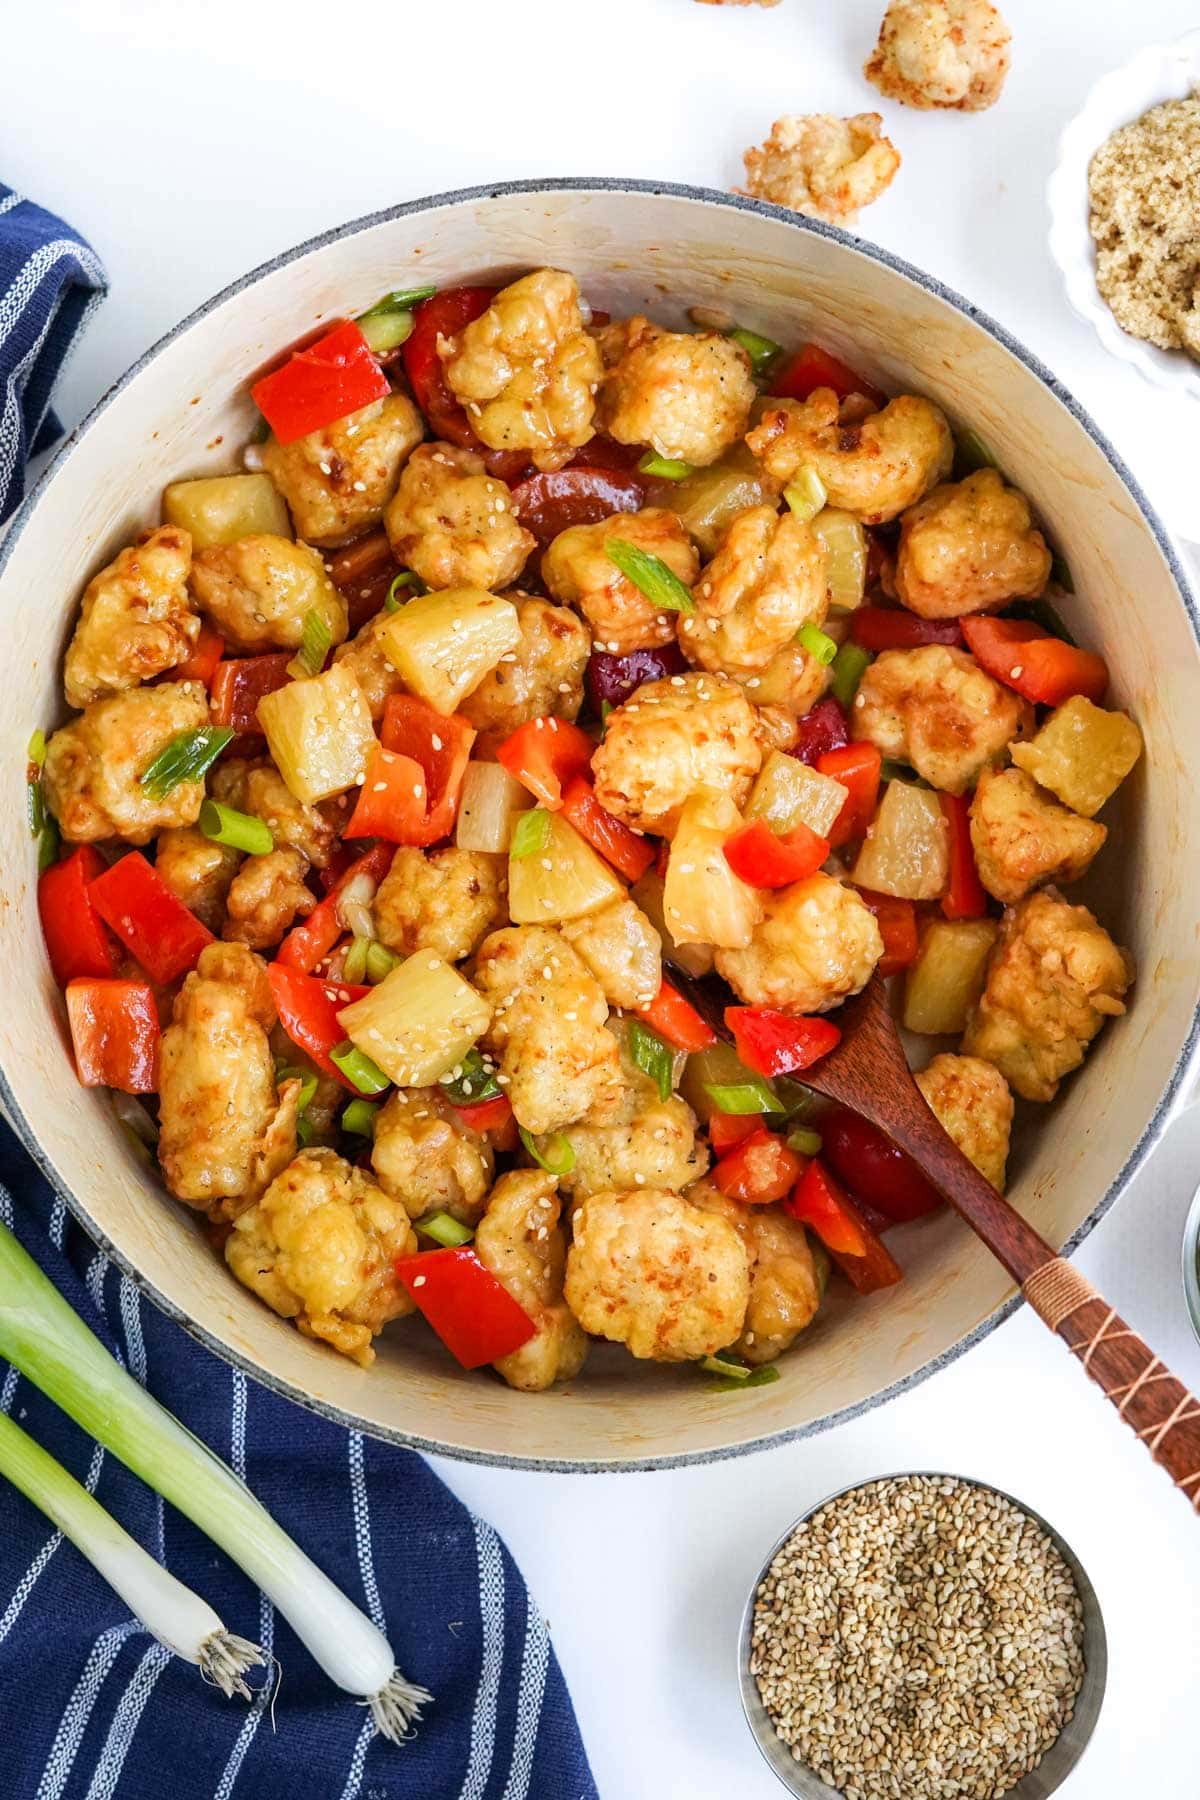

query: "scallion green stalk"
xmin=784 ymin=466 xmax=828 ymax=524
xmin=700 ymin=1353 xmax=750 ymax=1380
xmin=786 ymin=1126 xmax=823 ymax=1157
xmin=362 ymin=284 xmax=438 ymax=314
xmin=954 ymin=428 xmax=997 ymax=474
xmin=275 ymin=1063 xmax=319 ymax=1115
xmin=707 ymin=1362 xmax=781 ymax=1393
xmin=605 ymin=539 xmax=694 ymax=614
xmin=139 ymin=728 xmax=234 ymax=799
xmin=288 ymin=610 xmax=333 ymax=680
xmin=830 ymin=642 xmax=872 ymax=709
xmin=365 ymin=942 xmax=401 ymax=984
xmin=359 ymin=311 xmax=414 ymax=355
xmin=438 ymin=1048 xmax=501 ymax=1106
xmin=0 ymin=1222 xmax=430 ymax=1738
xmin=0 ymin=1410 xmax=264 ymax=1695
xmin=330 ymin=1041 xmax=391 ymax=1096
xmin=509 ymin=808 xmax=551 ymax=860
xmin=341 ymin=936 xmax=371 ymax=985
xmin=627 ymin=1020 xmax=674 ymax=1102
xmin=414 ymin=1211 xmax=474 ymax=1248
xmin=519 ymin=1125 xmax=575 ymax=1175
xmin=726 ymin=326 xmax=782 ymax=377
xmin=341 ymin=1098 xmax=380 ymax=1138
xmin=385 ymin=571 xmax=426 ymax=611
xmin=797 ymin=622 xmax=838 ymax=665
xmin=637 ymin=451 xmax=694 ymax=481
xmin=702 ymin=1078 xmax=785 ymax=1116
xmin=199 ymin=800 xmax=273 ymax=856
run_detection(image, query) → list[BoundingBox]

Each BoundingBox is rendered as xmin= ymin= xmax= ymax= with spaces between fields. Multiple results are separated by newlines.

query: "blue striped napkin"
xmin=0 ymin=183 xmax=107 ymax=524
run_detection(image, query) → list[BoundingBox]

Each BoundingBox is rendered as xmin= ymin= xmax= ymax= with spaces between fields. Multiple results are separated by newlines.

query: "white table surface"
xmin=7 ymin=1 xmax=1200 ymax=1795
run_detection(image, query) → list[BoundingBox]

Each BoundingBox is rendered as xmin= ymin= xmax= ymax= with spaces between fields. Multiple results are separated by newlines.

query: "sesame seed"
xmin=319 ymin=461 xmax=332 ymax=475
xmin=413 ymin=1274 xmax=427 ymax=1288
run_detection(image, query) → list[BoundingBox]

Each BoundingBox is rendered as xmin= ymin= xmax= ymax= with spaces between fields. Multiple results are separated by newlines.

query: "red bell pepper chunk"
xmin=725 ymin=1007 xmax=841 ymax=1079
xmin=708 ymin=1110 xmax=762 ymax=1157
xmin=380 ymin=693 xmax=476 ymax=844
xmin=210 ymin=652 xmax=293 ymax=733
xmin=771 ymin=342 xmax=886 ymax=410
xmin=851 ymin=608 xmax=962 ymax=653
xmin=633 ymin=979 xmax=717 ymax=1054
xmin=820 ymin=1107 xmax=942 ymax=1223
xmin=961 ymin=616 xmax=1108 ymax=706
xmin=450 ymin=1094 xmax=514 ymax=1137
xmin=786 ymin=1159 xmax=903 ymax=1293
xmin=66 ymin=979 xmax=160 ymax=1094
xmin=511 ymin=467 xmax=646 ymax=546
xmin=713 ymin=1128 xmax=807 ymax=1205
xmin=856 ymin=889 xmax=920 ymax=975
xmin=38 ymin=847 xmax=119 ymax=987
xmin=790 ymin=696 xmax=849 ymax=767
xmin=723 ymin=818 xmax=829 ymax=889
xmin=88 ymin=855 xmax=213 ymax=986
xmin=267 ymin=964 xmax=371 ymax=1087
xmin=277 ymin=842 xmax=395 ymax=974
xmin=343 ymin=746 xmax=429 ymax=843
xmin=496 ymin=717 xmax=594 ymax=811
xmin=395 ymin=1247 xmax=537 ymax=1368
xmin=818 ymin=742 xmax=882 ymax=849
xmin=939 ymin=793 xmax=988 ymax=921
xmin=169 ymin=622 xmax=225 ymax=688
xmin=251 ymin=319 xmax=389 ymax=446
xmin=559 ymin=776 xmax=654 ymax=881
xmin=401 ymin=287 xmax=530 ymax=478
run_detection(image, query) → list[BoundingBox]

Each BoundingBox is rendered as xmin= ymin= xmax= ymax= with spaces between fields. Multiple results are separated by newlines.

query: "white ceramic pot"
xmin=2 ymin=181 xmax=1197 ymax=1470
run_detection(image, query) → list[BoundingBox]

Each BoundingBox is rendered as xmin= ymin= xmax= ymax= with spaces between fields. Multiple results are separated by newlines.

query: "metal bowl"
xmin=738 ymin=1472 xmax=1108 ymax=1799
xmin=1182 ymin=1182 xmax=1200 ymax=1346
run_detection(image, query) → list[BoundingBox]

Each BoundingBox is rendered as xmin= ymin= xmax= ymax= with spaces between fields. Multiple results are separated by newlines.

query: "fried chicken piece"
xmin=383 ymin=443 xmax=534 ymax=592
xmin=474 ymin=1171 xmax=588 ymax=1391
xmin=64 ymin=526 xmax=198 ymax=708
xmin=748 ymin=390 xmax=953 ymax=525
xmin=43 ymin=681 xmax=210 ymax=845
xmin=892 ymin=470 xmax=1051 ymax=619
xmin=741 ymin=113 xmax=900 ymax=224
xmin=542 ymin=509 xmax=698 ymax=655
xmin=591 ymin=671 xmax=762 ymax=837
xmin=865 ymin=0 xmax=1011 ymax=112
xmin=851 ymin=644 xmax=1031 ymax=794
xmin=968 ymin=766 xmax=1106 ymax=905
xmin=915 ymin=1053 xmax=1012 ymax=1190
xmin=597 ymin=317 xmax=756 ymax=468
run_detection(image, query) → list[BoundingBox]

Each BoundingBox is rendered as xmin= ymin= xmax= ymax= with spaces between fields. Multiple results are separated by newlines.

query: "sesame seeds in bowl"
xmin=738 ymin=1473 xmax=1107 ymax=1800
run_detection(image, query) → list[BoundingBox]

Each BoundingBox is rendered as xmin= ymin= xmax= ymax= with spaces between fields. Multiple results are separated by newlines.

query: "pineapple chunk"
xmin=665 ymin=789 xmax=763 ymax=950
xmin=746 ymin=750 xmax=848 ymax=839
xmin=903 ymin=919 xmax=999 ymax=1036
xmin=338 ymin=955 xmax=492 ymax=1087
xmin=629 ymin=869 xmax=715 ymax=978
xmin=456 ymin=761 xmax=532 ymax=854
xmin=852 ymin=779 xmax=948 ymax=901
xmin=163 ymin=473 xmax=291 ymax=546
xmin=377 ymin=587 xmax=520 ymax=715
xmin=812 ymin=507 xmax=867 ymax=611
xmin=660 ymin=444 xmax=767 ymax=557
xmin=257 ymin=661 xmax=375 ymax=803
xmin=1009 ymin=695 xmax=1143 ymax=819
xmin=507 ymin=811 xmax=624 ymax=923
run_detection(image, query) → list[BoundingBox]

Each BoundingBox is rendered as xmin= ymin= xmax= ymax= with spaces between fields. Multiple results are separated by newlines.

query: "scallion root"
xmin=366 ymin=1668 xmax=434 ymax=1743
xmin=197 ymin=1631 xmax=269 ymax=1701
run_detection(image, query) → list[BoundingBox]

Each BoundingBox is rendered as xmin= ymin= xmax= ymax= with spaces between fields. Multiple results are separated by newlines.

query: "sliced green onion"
xmin=199 ymin=799 xmax=273 ymax=856
xmin=955 ymin=428 xmax=997 ymax=473
xmin=797 ymin=622 xmax=838 ymax=665
xmin=296 ymin=1114 xmax=316 ymax=1148
xmin=599 ymin=700 xmax=614 ymax=735
xmin=830 ymin=642 xmax=872 ymax=709
xmin=637 ymin=451 xmax=694 ymax=481
xmin=727 ymin=325 xmax=782 ymax=377
xmin=786 ymin=1126 xmax=823 ymax=1156
xmin=341 ymin=1098 xmax=380 ymax=1138
xmin=27 ymin=768 xmax=44 ymax=839
xmin=288 ymin=609 xmax=333 ymax=680
xmin=0 ymin=1219 xmax=430 ymax=1737
xmin=700 ymin=1353 xmax=750 ymax=1380
xmin=37 ymin=818 xmax=60 ymax=873
xmin=520 ymin=1125 xmax=575 ymax=1175
xmin=438 ymin=1047 xmax=501 ymax=1106
xmin=366 ymin=941 xmax=402 ymax=984
xmin=709 ymin=1363 xmax=781 ymax=1394
xmin=510 ymin=807 xmax=552 ymax=859
xmin=784 ymin=466 xmax=828 ymax=524
xmin=0 ymin=1410 xmax=265 ymax=1694
xmin=772 ymin=1076 xmax=817 ymax=1118
xmin=251 ymin=413 xmax=271 ymax=445
xmin=385 ymin=570 xmax=426 ymax=611
xmin=1048 ymin=554 xmax=1075 ymax=596
xmin=1004 ymin=596 xmax=1076 ymax=643
xmin=414 ymin=1210 xmax=474 ymax=1248
xmin=879 ymin=759 xmax=929 ymax=788
xmin=703 ymin=1078 xmax=785 ymax=1116
xmin=628 ymin=1020 xmax=674 ymax=1102
xmin=358 ymin=310 xmax=414 ymax=355
xmin=27 ymin=729 xmax=47 ymax=768
xmin=605 ymin=539 xmax=694 ymax=614
xmin=363 ymin=284 xmax=438 ymax=314
xmin=275 ymin=1063 xmax=319 ymax=1115
xmin=330 ymin=1041 xmax=391 ymax=1096
xmin=341 ymin=936 xmax=371 ymax=985
xmin=139 ymin=727 xmax=234 ymax=799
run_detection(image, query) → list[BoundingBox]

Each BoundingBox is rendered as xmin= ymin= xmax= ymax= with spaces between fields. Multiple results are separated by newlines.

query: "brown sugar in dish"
xmin=1088 ymin=92 xmax=1200 ymax=360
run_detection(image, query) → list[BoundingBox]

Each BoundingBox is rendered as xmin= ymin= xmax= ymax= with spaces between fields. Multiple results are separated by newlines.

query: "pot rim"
xmin=3 ymin=176 xmax=1198 ymax=1473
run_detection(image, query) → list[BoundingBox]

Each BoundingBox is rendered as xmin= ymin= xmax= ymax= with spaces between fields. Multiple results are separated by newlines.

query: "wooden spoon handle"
xmin=1023 ymin=1259 xmax=1200 ymax=1509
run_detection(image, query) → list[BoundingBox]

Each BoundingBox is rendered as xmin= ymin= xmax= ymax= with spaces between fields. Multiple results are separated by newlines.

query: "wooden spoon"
xmin=673 ymin=967 xmax=1200 ymax=1511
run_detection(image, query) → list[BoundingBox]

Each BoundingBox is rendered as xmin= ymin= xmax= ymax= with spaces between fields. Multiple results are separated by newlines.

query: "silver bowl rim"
xmin=2 ymin=176 xmax=1199 ymax=1472
xmin=1181 ymin=1181 xmax=1200 ymax=1347
xmin=737 ymin=1468 xmax=1109 ymax=1800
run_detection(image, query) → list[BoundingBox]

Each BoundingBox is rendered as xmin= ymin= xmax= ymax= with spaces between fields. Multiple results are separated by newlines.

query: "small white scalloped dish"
xmin=1047 ymin=28 xmax=1200 ymax=399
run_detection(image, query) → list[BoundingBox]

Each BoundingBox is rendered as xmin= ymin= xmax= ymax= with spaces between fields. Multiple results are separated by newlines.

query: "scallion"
xmin=341 ymin=936 xmax=371 ymax=985
xmin=786 ymin=1126 xmax=823 ymax=1156
xmin=519 ymin=1125 xmax=575 ymax=1175
xmin=726 ymin=325 xmax=782 ymax=377
xmin=0 ymin=1220 xmax=430 ymax=1738
xmin=637 ymin=451 xmax=694 ymax=481
xmin=385 ymin=570 xmax=426 ymax=611
xmin=784 ymin=466 xmax=828 ymax=524
xmin=700 ymin=1353 xmax=751 ymax=1380
xmin=275 ymin=1063 xmax=319 ymax=1116
xmin=296 ymin=1115 xmax=316 ymax=1148
xmin=1048 ymin=554 xmax=1075 ymax=596
xmin=708 ymin=1363 xmax=781 ymax=1394
xmin=954 ymin=429 xmax=997 ymax=474
xmin=358 ymin=310 xmax=414 ymax=355
xmin=341 ymin=1099 xmax=380 ymax=1138
xmin=702 ymin=1078 xmax=785 ymax=1116
xmin=288 ymin=609 xmax=333 ymax=680
xmin=27 ymin=729 xmax=47 ymax=768
xmin=772 ymin=1076 xmax=817 ymax=1118
xmin=37 ymin=817 xmax=60 ymax=873
xmin=510 ymin=807 xmax=551 ymax=860
xmin=366 ymin=941 xmax=402 ymax=984
xmin=797 ymin=622 xmax=838 ymax=665
xmin=363 ymin=284 xmax=438 ymax=314
xmin=27 ymin=768 xmax=44 ymax=839
xmin=438 ymin=1048 xmax=501 ymax=1106
xmin=330 ymin=1041 xmax=391 ymax=1096
xmin=605 ymin=539 xmax=694 ymax=614
xmin=879 ymin=759 xmax=929 ymax=787
xmin=628 ymin=1020 xmax=674 ymax=1102
xmin=414 ymin=1211 xmax=474 ymax=1248
xmin=199 ymin=799 xmax=274 ymax=856
xmin=830 ymin=642 xmax=872 ymax=709
xmin=139 ymin=727 xmax=235 ymax=799
xmin=1004 ymin=596 xmax=1076 ymax=642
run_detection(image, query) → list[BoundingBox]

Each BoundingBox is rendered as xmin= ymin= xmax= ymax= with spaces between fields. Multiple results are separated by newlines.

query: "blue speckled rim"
xmin=3 ymin=178 xmax=1199 ymax=1474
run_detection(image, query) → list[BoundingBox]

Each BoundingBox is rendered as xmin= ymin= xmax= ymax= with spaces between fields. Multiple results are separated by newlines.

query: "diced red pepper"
xmin=38 ymin=847 xmax=119 ymax=987
xmin=88 ymin=855 xmax=213 ymax=986
xmin=708 ymin=1110 xmax=762 ymax=1157
xmin=633 ymin=979 xmax=717 ymax=1054
xmin=713 ymin=1127 xmax=806 ymax=1205
xmin=277 ymin=842 xmax=395 ymax=974
xmin=169 ymin=622 xmax=225 ymax=688
xmin=267 ymin=964 xmax=371 ymax=1087
xmin=790 ymin=696 xmax=850 ymax=767
xmin=343 ymin=746 xmax=429 ymax=844
xmin=327 ymin=530 xmax=402 ymax=633
xmin=820 ymin=1107 xmax=942 ymax=1223
xmin=450 ymin=1094 xmax=514 ymax=1138
xmin=818 ymin=742 xmax=882 ymax=849
xmin=851 ymin=608 xmax=962 ymax=652
xmin=511 ymin=467 xmax=647 ymax=546
xmin=65 ymin=979 xmax=160 ymax=1094
xmin=856 ymin=889 xmax=920 ymax=975
xmin=380 ymin=694 xmax=475 ymax=843
xmin=395 ymin=1247 xmax=536 ymax=1368
xmin=939 ymin=793 xmax=987 ymax=921
xmin=961 ymin=616 xmax=1108 ymax=706
xmin=210 ymin=652 xmax=293 ymax=733
xmin=725 ymin=1007 xmax=841 ymax=1079
xmin=723 ymin=818 xmax=829 ymax=889
xmin=771 ymin=342 xmax=886 ymax=410
xmin=559 ymin=776 xmax=654 ymax=881
xmin=496 ymin=717 xmax=594 ymax=811
xmin=251 ymin=319 xmax=389 ymax=446
xmin=786 ymin=1159 xmax=903 ymax=1293
xmin=401 ymin=287 xmax=525 ymax=477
